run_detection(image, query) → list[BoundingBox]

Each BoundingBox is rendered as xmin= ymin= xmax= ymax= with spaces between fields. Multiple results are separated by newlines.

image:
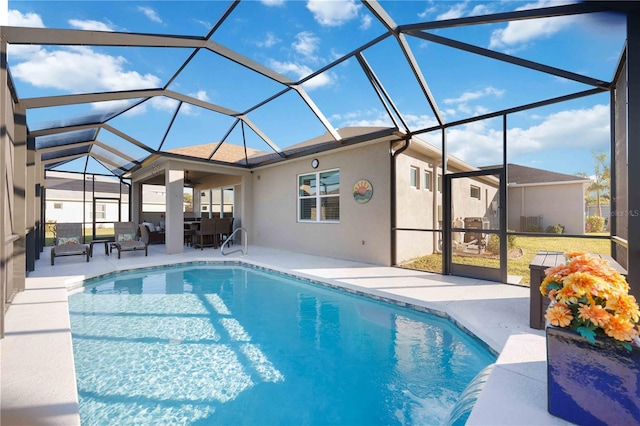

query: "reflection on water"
xmin=70 ymin=265 xmax=495 ymax=425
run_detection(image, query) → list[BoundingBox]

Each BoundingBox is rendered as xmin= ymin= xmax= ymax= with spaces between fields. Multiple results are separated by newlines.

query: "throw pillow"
xmin=118 ymin=233 xmax=136 ymax=242
xmin=58 ymin=237 xmax=79 ymax=245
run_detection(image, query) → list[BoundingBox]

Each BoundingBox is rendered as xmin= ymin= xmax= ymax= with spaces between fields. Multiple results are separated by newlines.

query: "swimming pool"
xmin=68 ymin=263 xmax=496 ymax=425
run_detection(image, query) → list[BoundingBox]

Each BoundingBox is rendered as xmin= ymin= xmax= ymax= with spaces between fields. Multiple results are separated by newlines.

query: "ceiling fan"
xmin=184 ymin=170 xmax=196 ymax=187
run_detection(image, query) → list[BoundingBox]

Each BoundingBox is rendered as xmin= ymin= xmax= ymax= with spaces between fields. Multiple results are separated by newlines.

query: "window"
xmin=53 ymin=202 xmax=63 ymax=209
xmin=424 ymin=171 xmax=432 ymax=191
xmin=410 ymin=167 xmax=419 ymax=188
xmin=184 ymin=187 xmax=194 ymax=213
xmin=298 ymin=169 xmax=340 ymax=222
xmin=470 ymin=185 xmax=481 ymax=200
xmin=437 ymin=174 xmax=443 ymax=192
xmin=91 ymin=203 xmax=106 ymax=220
xmin=201 ymin=206 xmax=208 ymax=211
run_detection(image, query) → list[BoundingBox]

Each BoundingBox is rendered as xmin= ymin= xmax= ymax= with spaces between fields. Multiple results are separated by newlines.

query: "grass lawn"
xmin=400 ymin=234 xmax=611 ymax=286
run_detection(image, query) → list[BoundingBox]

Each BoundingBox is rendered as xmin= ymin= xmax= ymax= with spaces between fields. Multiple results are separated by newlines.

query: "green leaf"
xmin=577 ymin=326 xmax=597 ymax=344
xmin=544 ymin=282 xmax=562 ymax=293
xmin=619 ymin=341 xmax=633 ymax=352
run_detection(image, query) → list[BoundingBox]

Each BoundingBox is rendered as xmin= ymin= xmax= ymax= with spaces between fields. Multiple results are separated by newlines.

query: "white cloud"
xmin=437 ymin=2 xmax=468 ymax=20
xmin=8 ymin=9 xmax=45 ymax=27
xmin=195 ymin=19 xmax=212 ymax=29
xmin=261 ymin=0 xmax=286 ymax=6
xmin=137 ymin=6 xmax=162 ymax=24
xmin=91 ymin=99 xmax=138 ymax=113
xmin=192 ymin=90 xmax=210 ymax=102
xmin=421 ymin=104 xmax=610 ymax=166
xmin=269 ymin=59 xmax=334 ymax=90
xmin=292 ymin=31 xmax=320 ymax=59
xmin=149 ymin=96 xmax=180 ymax=113
xmin=11 ymin=45 xmax=161 ymax=93
xmin=489 ymin=0 xmax=577 ymax=50
xmin=360 ymin=14 xmax=372 ymax=30
xmin=306 ymin=0 xmax=360 ymax=27
xmin=444 ymin=87 xmax=505 ymax=105
xmin=256 ymin=32 xmax=280 ymax=48
xmin=443 ymin=87 xmax=504 ymax=117
xmin=332 ymin=109 xmax=440 ymax=130
xmin=69 ymin=19 xmax=114 ymax=32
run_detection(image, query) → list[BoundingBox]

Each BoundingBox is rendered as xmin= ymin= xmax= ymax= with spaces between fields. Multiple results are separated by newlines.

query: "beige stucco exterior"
xmin=250 ymin=141 xmax=392 ymax=265
xmin=507 ymin=181 xmax=588 ymax=235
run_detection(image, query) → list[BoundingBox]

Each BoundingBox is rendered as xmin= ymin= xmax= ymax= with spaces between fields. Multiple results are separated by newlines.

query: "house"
xmin=129 ymin=128 xmax=499 ymax=266
xmin=504 ymin=164 xmax=591 ymax=235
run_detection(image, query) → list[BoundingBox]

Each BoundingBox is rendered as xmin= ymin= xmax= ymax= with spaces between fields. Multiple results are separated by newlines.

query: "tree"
xmin=183 ymin=193 xmax=193 ymax=212
xmin=577 ymin=151 xmax=610 ymax=217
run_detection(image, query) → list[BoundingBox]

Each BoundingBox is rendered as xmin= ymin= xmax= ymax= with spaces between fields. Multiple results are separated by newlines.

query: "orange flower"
xmin=541 ymin=252 xmax=639 ymax=345
xmin=604 ymin=315 xmax=638 ymax=342
xmin=546 ymin=303 xmax=573 ymax=328
xmin=554 ymin=285 xmax=580 ymax=305
xmin=606 ymin=294 xmax=640 ymax=322
xmin=564 ymin=272 xmax=602 ymax=297
xmin=578 ymin=304 xmax=610 ymax=328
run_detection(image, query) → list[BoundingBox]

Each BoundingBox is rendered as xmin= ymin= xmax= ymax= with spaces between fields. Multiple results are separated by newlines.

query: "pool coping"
xmin=1 ymin=246 xmax=568 ymax=425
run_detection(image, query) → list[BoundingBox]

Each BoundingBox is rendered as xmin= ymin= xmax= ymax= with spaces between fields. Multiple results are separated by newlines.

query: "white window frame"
xmin=410 ymin=166 xmax=419 ymax=189
xmin=470 ymin=184 xmax=481 ymax=200
xmin=424 ymin=170 xmax=432 ymax=191
xmin=298 ymin=169 xmax=340 ymax=223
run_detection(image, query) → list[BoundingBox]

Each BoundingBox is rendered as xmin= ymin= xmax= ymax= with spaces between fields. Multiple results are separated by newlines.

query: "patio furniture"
xmin=218 ymin=217 xmax=234 ymax=247
xmin=140 ymin=222 xmax=165 ymax=244
xmin=193 ymin=217 xmax=217 ymax=250
xmin=51 ymin=223 xmax=90 ymax=265
xmin=89 ymin=239 xmax=110 ymax=257
xmin=110 ymin=222 xmax=148 ymax=259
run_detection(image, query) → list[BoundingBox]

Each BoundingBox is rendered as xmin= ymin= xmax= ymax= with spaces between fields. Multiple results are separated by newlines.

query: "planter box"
xmin=546 ymin=325 xmax=640 ymax=425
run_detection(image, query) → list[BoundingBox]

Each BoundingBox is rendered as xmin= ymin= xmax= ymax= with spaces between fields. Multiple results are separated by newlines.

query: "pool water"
xmin=68 ymin=264 xmax=496 ymax=425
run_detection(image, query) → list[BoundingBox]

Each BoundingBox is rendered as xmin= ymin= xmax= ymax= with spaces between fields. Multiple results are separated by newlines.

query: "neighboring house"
xmin=45 ymin=171 xmax=129 ymax=225
xmin=505 ymin=164 xmax=591 ymax=234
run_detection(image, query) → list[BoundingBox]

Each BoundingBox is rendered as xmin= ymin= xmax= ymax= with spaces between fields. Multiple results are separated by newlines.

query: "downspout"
xmin=390 ymin=136 xmax=411 ymax=266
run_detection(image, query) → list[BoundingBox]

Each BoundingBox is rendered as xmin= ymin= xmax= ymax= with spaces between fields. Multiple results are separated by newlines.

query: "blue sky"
xmin=3 ymin=0 xmax=627 ymax=176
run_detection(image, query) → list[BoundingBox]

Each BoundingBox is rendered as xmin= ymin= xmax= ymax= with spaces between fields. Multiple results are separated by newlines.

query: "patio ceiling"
xmin=3 ymin=0 xmax=633 ymax=178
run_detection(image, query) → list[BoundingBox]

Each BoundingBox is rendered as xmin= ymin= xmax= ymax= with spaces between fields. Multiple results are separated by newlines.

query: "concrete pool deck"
xmin=1 ymin=244 xmax=572 ymax=425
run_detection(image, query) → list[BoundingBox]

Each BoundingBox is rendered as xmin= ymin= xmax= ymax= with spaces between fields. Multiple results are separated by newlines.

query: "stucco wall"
xmin=251 ymin=143 xmax=391 ymax=265
xmin=394 ymin=150 xmax=440 ymax=263
xmin=394 ymin=147 xmax=499 ymax=263
xmin=507 ymin=183 xmax=586 ymax=234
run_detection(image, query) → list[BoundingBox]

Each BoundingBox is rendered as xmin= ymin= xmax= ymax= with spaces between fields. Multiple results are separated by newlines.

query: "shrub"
xmin=525 ymin=224 xmax=544 ymax=233
xmin=486 ymin=230 xmax=517 ymax=254
xmin=545 ymin=224 xmax=565 ymax=234
xmin=586 ymin=215 xmax=605 ymax=233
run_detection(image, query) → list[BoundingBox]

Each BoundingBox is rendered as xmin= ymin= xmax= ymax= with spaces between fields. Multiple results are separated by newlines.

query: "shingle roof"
xmin=167 ymin=143 xmax=268 ymax=164
xmin=505 ymin=164 xmax=590 ymax=184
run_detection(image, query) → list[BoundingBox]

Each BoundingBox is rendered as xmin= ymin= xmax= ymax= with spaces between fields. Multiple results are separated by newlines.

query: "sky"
xmin=2 ymin=0 xmax=628 ymax=177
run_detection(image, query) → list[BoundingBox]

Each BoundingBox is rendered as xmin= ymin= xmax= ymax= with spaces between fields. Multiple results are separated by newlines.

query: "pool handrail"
xmin=220 ymin=227 xmax=248 ymax=256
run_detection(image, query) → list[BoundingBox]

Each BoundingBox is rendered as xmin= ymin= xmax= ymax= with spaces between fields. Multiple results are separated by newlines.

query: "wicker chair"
xmin=51 ymin=223 xmax=90 ymax=265
xmin=218 ymin=217 xmax=234 ymax=247
xmin=193 ymin=217 xmax=217 ymax=250
xmin=110 ymin=222 xmax=148 ymax=259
